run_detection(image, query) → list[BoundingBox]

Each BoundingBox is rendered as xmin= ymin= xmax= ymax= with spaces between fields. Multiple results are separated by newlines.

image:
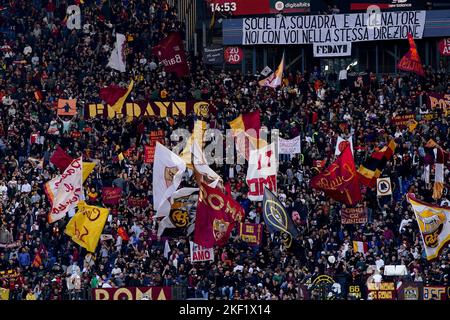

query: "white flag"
xmin=335 ymin=135 xmax=354 ymax=156
xmin=153 ymin=143 xmax=186 ymax=218
xmin=107 ymin=33 xmax=126 ymax=72
xmin=278 ymin=135 xmax=301 ymax=154
xmin=246 ymin=143 xmax=278 ymax=201
xmin=157 ymin=187 xmax=199 ymax=237
xmin=192 ymin=141 xmax=221 ymax=188
xmin=163 ymin=240 xmax=171 ymax=259
xmin=46 ymin=157 xmax=83 ymax=223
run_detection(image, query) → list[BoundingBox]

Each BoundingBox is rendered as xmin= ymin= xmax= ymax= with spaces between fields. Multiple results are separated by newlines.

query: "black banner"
xmin=203 ymin=46 xmax=224 ymax=65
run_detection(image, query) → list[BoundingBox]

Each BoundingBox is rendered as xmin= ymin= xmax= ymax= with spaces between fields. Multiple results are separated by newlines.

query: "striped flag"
xmin=358 ymin=140 xmax=396 ymax=188
xmin=353 ymin=241 xmax=368 ymax=254
xmin=432 ymin=148 xmax=445 ymax=200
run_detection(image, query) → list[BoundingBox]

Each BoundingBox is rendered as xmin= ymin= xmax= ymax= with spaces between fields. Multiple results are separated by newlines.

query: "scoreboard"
xmin=207 ymin=0 xmax=310 ymax=15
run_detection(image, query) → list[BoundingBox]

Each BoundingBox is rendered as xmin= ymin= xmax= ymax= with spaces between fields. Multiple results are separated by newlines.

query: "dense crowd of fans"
xmin=0 ymin=0 xmax=449 ymax=300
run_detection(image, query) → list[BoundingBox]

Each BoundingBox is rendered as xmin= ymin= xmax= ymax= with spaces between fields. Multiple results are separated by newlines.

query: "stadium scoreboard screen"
xmin=207 ymin=0 xmax=310 ymax=15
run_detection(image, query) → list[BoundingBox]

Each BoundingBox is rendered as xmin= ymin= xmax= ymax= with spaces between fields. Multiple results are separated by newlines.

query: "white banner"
xmin=278 ymin=136 xmax=301 ymax=154
xmin=243 ymin=11 xmax=426 ymax=45
xmin=46 ymin=157 xmax=83 ymax=223
xmin=377 ymin=178 xmax=392 ymax=196
xmin=247 ymin=143 xmax=277 ymax=201
xmin=313 ymin=42 xmax=352 ymax=57
xmin=190 ymin=241 xmax=214 ymax=262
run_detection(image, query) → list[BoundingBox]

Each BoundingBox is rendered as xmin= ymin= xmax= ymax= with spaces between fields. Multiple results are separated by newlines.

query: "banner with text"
xmin=92 ymin=287 xmax=171 ymax=300
xmin=239 ymin=222 xmax=263 ymax=246
xmin=85 ymin=101 xmax=216 ymax=120
xmin=190 ymin=241 xmax=214 ymax=263
xmin=341 ymin=207 xmax=368 ymax=224
xmin=242 ymin=11 xmax=425 ymax=45
xmin=313 ymin=42 xmax=352 ymax=57
xmin=145 ymin=130 xmax=166 ymax=163
xmin=428 ymin=93 xmax=450 ymax=116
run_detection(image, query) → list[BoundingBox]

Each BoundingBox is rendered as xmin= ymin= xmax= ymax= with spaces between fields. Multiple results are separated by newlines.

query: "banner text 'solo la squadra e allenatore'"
xmin=242 ymin=10 xmax=426 ymax=45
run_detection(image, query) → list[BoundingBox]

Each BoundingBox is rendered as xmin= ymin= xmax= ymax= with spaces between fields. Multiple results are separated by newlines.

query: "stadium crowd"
xmin=0 ymin=0 xmax=449 ymax=300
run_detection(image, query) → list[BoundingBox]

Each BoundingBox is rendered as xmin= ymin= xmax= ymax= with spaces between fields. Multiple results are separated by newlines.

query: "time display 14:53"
xmin=210 ymin=2 xmax=237 ymax=12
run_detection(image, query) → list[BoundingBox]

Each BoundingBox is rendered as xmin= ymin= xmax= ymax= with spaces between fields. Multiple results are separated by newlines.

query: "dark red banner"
xmin=85 ymin=100 xmax=215 ymax=120
xmin=152 ymin=32 xmax=189 ymax=77
xmin=127 ymin=197 xmax=149 ymax=208
xmin=102 ymin=187 xmax=122 ymax=205
xmin=224 ymin=47 xmax=243 ymax=64
xmin=438 ymin=38 xmax=450 ymax=56
xmin=92 ymin=287 xmax=171 ymax=300
xmin=391 ymin=114 xmax=415 ymax=128
xmin=144 ymin=130 xmax=165 ymax=164
xmin=238 ymin=222 xmax=262 ymax=246
xmin=341 ymin=207 xmax=368 ymax=224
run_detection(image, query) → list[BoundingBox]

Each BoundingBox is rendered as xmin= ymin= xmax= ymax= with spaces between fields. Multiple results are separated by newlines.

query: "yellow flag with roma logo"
xmin=65 ymin=202 xmax=109 ymax=252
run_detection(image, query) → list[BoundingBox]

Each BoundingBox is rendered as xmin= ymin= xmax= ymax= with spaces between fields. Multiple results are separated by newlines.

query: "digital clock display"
xmin=207 ymin=0 xmax=310 ymax=15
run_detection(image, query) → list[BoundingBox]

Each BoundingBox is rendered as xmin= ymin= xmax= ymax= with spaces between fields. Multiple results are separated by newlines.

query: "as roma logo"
xmin=212 ymin=218 xmax=230 ymax=241
xmin=416 ymin=209 xmax=446 ymax=248
xmin=164 ymin=166 xmax=178 ymax=188
xmin=169 ymin=209 xmax=189 ymax=228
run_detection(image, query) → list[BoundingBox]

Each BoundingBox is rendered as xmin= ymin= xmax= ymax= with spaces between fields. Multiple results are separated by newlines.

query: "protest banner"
xmin=127 ymin=197 xmax=149 ymax=208
xmin=190 ymin=241 xmax=214 ymax=263
xmin=278 ymin=135 xmax=301 ymax=154
xmin=341 ymin=207 xmax=368 ymax=224
xmin=367 ymin=282 xmax=396 ymax=300
xmin=397 ymin=282 xmax=423 ymax=300
xmin=313 ymin=42 xmax=352 ymax=57
xmin=391 ymin=114 xmax=415 ymax=128
xmin=85 ymin=100 xmax=216 ymax=121
xmin=144 ymin=130 xmax=166 ymax=164
xmin=92 ymin=287 xmax=171 ymax=300
xmin=241 ymin=11 xmax=426 ymax=45
xmin=238 ymin=222 xmax=262 ymax=246
xmin=0 ymin=269 xmax=20 ymax=281
xmin=204 ymin=46 xmax=224 ymax=65
xmin=423 ymin=286 xmax=447 ymax=300
xmin=102 ymin=187 xmax=122 ymax=205
xmin=428 ymin=93 xmax=450 ymax=116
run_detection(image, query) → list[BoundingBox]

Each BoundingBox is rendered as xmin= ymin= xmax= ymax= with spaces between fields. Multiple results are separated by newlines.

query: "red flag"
xmin=194 ymin=183 xmax=244 ymax=248
xmin=224 ymin=181 xmax=232 ymax=196
xmin=397 ymin=33 xmax=425 ymax=77
xmin=99 ymin=85 xmax=128 ymax=106
xmin=310 ymin=145 xmax=362 ymax=206
xmin=50 ymin=145 xmax=74 ymax=172
xmin=117 ymin=226 xmax=129 ymax=241
xmin=152 ymin=32 xmax=189 ymax=77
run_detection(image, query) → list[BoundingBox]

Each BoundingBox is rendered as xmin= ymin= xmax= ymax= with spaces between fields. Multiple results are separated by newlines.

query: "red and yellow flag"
xmin=397 ymin=33 xmax=425 ymax=77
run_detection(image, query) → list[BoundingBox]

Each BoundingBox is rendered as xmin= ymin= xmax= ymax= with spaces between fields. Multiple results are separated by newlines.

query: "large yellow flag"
xmin=65 ymin=201 xmax=109 ymax=252
xmin=82 ymin=162 xmax=96 ymax=183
